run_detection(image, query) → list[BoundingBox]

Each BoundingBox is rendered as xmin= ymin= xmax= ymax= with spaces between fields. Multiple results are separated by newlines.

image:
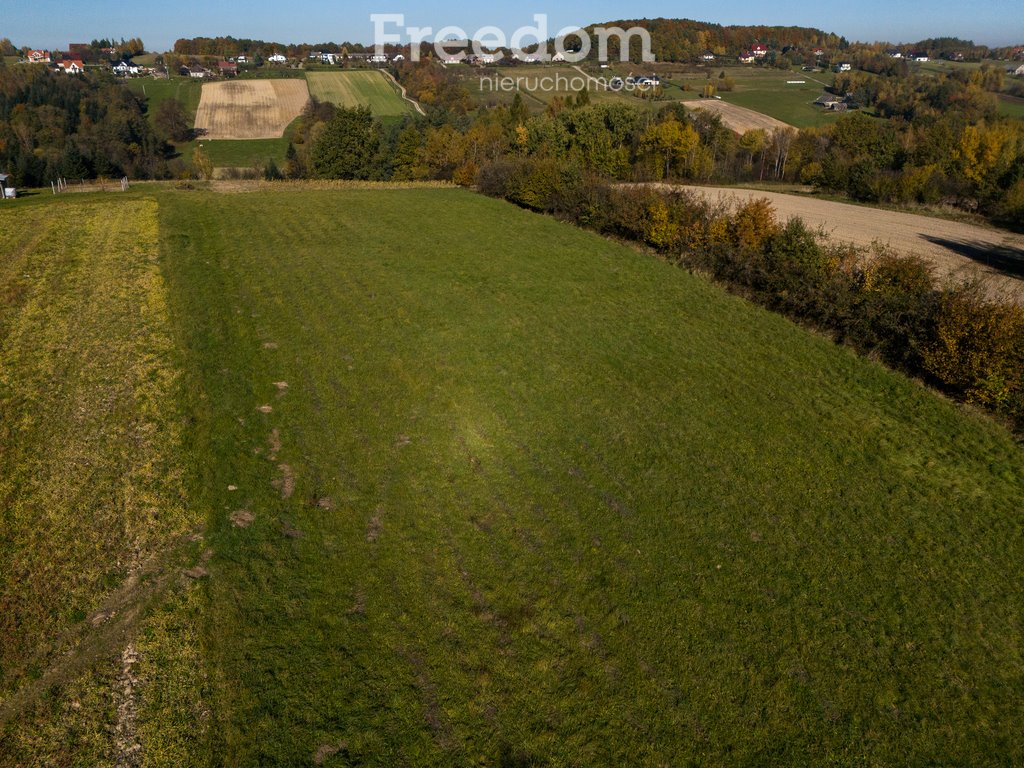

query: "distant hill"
xmin=579 ymin=18 xmax=847 ymax=62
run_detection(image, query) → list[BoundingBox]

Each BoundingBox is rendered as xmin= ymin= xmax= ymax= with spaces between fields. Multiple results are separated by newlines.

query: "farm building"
xmin=268 ymin=53 xmax=287 ymax=64
xmin=218 ymin=61 xmax=238 ymax=76
xmin=738 ymin=51 xmax=756 ymax=64
xmin=701 ymin=51 xmax=716 ymax=61
xmin=1014 ymin=64 xmax=1024 ymax=77
xmin=0 ymin=173 xmax=15 ymax=199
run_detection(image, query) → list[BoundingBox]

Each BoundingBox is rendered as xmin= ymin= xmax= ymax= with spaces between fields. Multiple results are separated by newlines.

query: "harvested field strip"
xmin=688 ymin=99 xmax=794 ymax=132
xmin=195 ymin=79 xmax=310 ymax=140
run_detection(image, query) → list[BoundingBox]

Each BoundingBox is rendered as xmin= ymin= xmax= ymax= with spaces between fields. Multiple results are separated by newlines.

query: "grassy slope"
xmin=0 ymin=196 xmax=205 ymax=765
xmin=156 ymin=187 xmax=1024 ymax=766
xmin=200 ymin=117 xmax=300 ymax=168
xmin=715 ymin=68 xmax=841 ymax=128
xmin=126 ymin=77 xmax=203 ymax=128
xmin=306 ymin=70 xmax=414 ymax=117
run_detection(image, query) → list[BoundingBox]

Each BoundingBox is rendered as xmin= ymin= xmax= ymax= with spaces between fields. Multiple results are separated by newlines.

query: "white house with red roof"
xmin=56 ymin=60 xmax=86 ymax=74
xmin=752 ymin=43 xmax=769 ymax=57
xmin=28 ymin=50 xmax=51 ymax=63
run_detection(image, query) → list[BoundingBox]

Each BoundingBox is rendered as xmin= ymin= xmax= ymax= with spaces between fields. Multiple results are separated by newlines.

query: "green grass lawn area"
xmin=126 ymin=77 xmax=203 ymax=127
xmin=1 ymin=186 xmax=1023 ymax=764
xmin=306 ymin=70 xmax=414 ymax=116
xmin=161 ymin=187 xmax=1023 ymax=765
xmin=998 ymin=93 xmax=1024 ymax=119
xmin=712 ymin=67 xmax=842 ymax=128
xmin=197 ymin=119 xmax=299 ymax=168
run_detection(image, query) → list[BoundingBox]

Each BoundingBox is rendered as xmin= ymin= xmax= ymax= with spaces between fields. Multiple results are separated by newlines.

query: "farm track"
xmin=676 ymin=185 xmax=1024 ymax=302
xmin=194 ymin=80 xmax=310 ymax=139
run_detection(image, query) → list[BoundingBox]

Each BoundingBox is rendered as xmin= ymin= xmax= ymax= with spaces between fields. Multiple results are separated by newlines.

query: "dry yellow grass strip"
xmin=0 ymin=198 xmax=199 ymax=763
xmin=194 ymin=79 xmax=310 ymax=139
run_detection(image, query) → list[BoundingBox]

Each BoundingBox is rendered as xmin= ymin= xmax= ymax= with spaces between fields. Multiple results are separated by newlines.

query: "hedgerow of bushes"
xmin=478 ymin=157 xmax=1024 ymax=432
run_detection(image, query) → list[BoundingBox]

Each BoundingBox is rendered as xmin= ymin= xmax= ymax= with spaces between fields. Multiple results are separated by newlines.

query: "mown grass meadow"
xmin=0 ymin=185 xmax=1021 ymax=765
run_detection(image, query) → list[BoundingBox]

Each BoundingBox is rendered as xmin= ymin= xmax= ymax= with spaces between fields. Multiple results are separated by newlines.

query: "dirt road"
xmin=679 ymin=186 xmax=1024 ymax=302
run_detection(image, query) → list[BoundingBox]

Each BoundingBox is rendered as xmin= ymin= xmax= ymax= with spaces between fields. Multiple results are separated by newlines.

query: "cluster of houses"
xmin=735 ymin=43 xmax=827 ymax=65
xmin=22 ymin=47 xmax=151 ymax=77
xmin=307 ymin=51 xmax=403 ymax=65
xmin=886 ymin=50 xmax=931 ymax=61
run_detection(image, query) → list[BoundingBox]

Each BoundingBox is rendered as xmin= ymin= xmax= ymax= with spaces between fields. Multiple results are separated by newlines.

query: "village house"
xmin=752 ymin=43 xmax=769 ymax=58
xmin=27 ymin=50 xmax=51 ymax=63
xmin=911 ymin=52 xmax=930 ymax=62
xmin=1014 ymin=64 xmax=1024 ymax=77
xmin=701 ymin=51 xmax=716 ymax=62
xmin=811 ymin=47 xmax=825 ymax=57
xmin=268 ymin=53 xmax=287 ymax=64
xmin=886 ymin=49 xmax=904 ymax=59
xmin=834 ymin=62 xmax=852 ymax=72
xmin=218 ymin=61 xmax=238 ymax=76
xmin=0 ymin=172 xmax=15 ymax=199
xmin=738 ymin=51 xmax=756 ymax=64
xmin=111 ymin=60 xmax=140 ymax=76
xmin=56 ymin=59 xmax=86 ymax=74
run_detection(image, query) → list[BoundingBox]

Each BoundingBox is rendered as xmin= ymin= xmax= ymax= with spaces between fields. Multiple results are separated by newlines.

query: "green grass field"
xmin=1 ymin=186 xmax=1023 ymax=765
xmin=707 ymin=67 xmax=841 ymax=128
xmin=198 ymin=118 xmax=300 ymax=168
xmin=126 ymin=77 xmax=203 ymax=128
xmin=998 ymin=93 xmax=1024 ymax=119
xmin=306 ymin=70 xmax=414 ymax=116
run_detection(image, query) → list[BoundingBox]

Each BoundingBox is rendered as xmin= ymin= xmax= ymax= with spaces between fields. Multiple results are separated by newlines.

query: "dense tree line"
xmin=172 ymin=37 xmax=372 ymax=59
xmin=276 ymin=62 xmax=1023 ymax=227
xmin=0 ymin=66 xmax=171 ymax=185
xmin=575 ymin=19 xmax=847 ymax=63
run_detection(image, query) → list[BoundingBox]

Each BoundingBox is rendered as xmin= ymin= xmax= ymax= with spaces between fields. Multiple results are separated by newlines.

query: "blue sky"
xmin=2 ymin=0 xmax=1020 ymax=51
